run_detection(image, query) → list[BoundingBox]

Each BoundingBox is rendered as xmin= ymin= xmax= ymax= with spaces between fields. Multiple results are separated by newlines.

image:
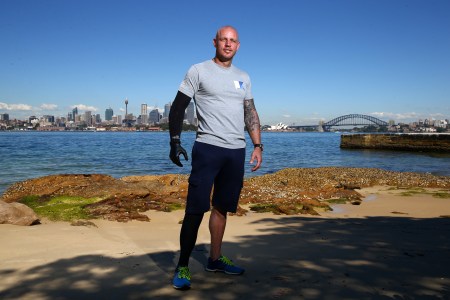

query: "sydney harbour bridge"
xmin=288 ymin=114 xmax=389 ymax=132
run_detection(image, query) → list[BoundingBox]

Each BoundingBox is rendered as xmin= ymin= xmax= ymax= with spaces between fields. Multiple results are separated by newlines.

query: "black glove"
xmin=170 ymin=139 xmax=188 ymax=167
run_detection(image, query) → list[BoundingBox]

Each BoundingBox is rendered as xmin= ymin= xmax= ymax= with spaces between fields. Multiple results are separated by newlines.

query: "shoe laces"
xmin=219 ymin=255 xmax=234 ymax=266
xmin=177 ymin=266 xmax=191 ymax=280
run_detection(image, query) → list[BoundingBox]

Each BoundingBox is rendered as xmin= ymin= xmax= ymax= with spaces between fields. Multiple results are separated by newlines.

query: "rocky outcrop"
xmin=0 ymin=200 xmax=40 ymax=226
xmin=1 ymin=167 xmax=449 ymax=222
xmin=0 ymin=173 xmax=189 ymax=205
xmin=341 ymin=133 xmax=450 ymax=152
xmin=0 ymin=173 xmax=189 ymax=222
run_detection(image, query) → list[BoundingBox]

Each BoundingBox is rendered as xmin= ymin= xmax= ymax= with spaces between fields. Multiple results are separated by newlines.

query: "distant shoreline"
xmin=2 ymin=129 xmax=450 ymax=134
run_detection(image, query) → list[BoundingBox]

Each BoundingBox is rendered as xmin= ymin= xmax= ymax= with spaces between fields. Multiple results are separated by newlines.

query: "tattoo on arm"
xmin=244 ymin=99 xmax=261 ymax=133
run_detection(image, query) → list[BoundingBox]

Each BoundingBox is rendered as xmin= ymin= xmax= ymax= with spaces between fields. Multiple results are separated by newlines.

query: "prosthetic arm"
xmin=169 ymin=91 xmax=192 ymax=167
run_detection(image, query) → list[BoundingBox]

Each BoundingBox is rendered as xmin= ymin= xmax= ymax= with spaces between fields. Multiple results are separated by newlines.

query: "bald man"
xmin=169 ymin=25 xmax=263 ymax=290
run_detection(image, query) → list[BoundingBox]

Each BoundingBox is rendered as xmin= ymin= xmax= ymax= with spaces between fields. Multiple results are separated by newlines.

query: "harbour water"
xmin=1 ymin=131 xmax=449 ymax=195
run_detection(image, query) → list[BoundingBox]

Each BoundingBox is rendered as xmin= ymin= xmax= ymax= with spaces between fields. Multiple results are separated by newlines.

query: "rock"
xmin=300 ymin=205 xmax=320 ymax=215
xmin=71 ymin=220 xmax=98 ymax=227
xmin=0 ymin=200 xmax=40 ymax=226
xmin=341 ymin=133 xmax=450 ymax=152
xmin=1 ymin=167 xmax=449 ymax=221
xmin=335 ymin=183 xmax=361 ymax=190
xmin=0 ymin=174 xmax=131 ymax=203
xmin=0 ymin=174 xmax=187 ymax=222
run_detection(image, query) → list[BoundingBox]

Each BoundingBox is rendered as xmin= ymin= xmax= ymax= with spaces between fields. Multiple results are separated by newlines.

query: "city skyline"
xmin=1 ymin=97 xmax=449 ymax=127
xmin=24 ymin=99 xmax=196 ymax=126
xmin=1 ymin=0 xmax=449 ymax=125
xmin=2 ymin=104 xmax=448 ymax=129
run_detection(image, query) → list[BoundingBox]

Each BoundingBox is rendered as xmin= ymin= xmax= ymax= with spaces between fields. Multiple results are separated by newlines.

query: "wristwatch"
xmin=253 ymin=144 xmax=264 ymax=151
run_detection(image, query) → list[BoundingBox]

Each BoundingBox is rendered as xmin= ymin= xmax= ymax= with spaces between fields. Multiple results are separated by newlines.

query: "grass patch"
xmin=325 ymin=198 xmax=348 ymax=204
xmin=386 ymin=187 xmax=398 ymax=191
xmin=397 ymin=189 xmax=450 ymax=198
xmin=432 ymin=192 xmax=450 ymax=199
xmin=398 ymin=187 xmax=428 ymax=197
xmin=166 ymin=202 xmax=184 ymax=212
xmin=249 ymin=203 xmax=325 ymax=215
xmin=249 ymin=203 xmax=278 ymax=213
xmin=20 ymin=195 xmax=103 ymax=222
xmin=399 ymin=191 xmax=416 ymax=197
xmin=315 ymin=205 xmax=333 ymax=212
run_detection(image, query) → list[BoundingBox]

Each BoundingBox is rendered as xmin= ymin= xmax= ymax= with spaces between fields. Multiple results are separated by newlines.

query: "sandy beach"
xmin=1 ymin=186 xmax=449 ymax=299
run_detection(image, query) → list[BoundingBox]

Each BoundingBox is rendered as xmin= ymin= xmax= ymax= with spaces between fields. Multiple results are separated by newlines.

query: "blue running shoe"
xmin=205 ymin=255 xmax=245 ymax=275
xmin=172 ymin=266 xmax=191 ymax=290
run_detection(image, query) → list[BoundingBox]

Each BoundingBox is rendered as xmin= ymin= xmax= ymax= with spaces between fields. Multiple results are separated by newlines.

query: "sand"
xmin=0 ymin=186 xmax=449 ymax=299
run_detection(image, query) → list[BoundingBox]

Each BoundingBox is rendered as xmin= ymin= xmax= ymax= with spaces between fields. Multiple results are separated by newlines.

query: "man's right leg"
xmin=173 ymin=212 xmax=204 ymax=290
xmin=177 ymin=212 xmax=204 ymax=267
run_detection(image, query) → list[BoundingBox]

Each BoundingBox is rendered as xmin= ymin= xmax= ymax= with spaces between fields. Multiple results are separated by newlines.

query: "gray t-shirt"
xmin=179 ymin=59 xmax=253 ymax=149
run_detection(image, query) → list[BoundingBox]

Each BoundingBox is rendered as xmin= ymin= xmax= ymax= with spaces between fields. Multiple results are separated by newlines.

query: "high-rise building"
xmin=72 ymin=107 xmax=78 ymax=120
xmin=85 ymin=111 xmax=92 ymax=126
xmin=141 ymin=104 xmax=148 ymax=124
xmin=164 ymin=102 xmax=171 ymax=118
xmin=43 ymin=115 xmax=55 ymax=123
xmin=149 ymin=109 xmax=160 ymax=124
xmin=0 ymin=113 xmax=9 ymax=121
xmin=57 ymin=116 xmax=66 ymax=125
xmin=185 ymin=101 xmax=196 ymax=125
xmin=112 ymin=115 xmax=122 ymax=125
xmin=105 ymin=107 xmax=113 ymax=121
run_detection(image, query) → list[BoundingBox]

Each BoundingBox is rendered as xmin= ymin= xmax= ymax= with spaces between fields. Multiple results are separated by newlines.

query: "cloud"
xmin=370 ymin=112 xmax=418 ymax=120
xmin=370 ymin=112 xmax=447 ymax=121
xmin=428 ymin=113 xmax=446 ymax=119
xmin=0 ymin=102 xmax=33 ymax=111
xmin=40 ymin=103 xmax=58 ymax=110
xmin=148 ymin=106 xmax=162 ymax=113
xmin=282 ymin=114 xmax=291 ymax=118
xmin=70 ymin=104 xmax=98 ymax=112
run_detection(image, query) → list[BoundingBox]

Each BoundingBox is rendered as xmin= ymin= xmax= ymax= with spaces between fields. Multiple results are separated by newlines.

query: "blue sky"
xmin=1 ymin=0 xmax=449 ymax=125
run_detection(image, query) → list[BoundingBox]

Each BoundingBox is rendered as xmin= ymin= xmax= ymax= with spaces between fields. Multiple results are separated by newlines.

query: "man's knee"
xmin=212 ymin=206 xmax=227 ymax=218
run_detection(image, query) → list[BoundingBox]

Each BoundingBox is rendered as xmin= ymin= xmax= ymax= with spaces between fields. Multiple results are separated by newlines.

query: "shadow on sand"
xmin=1 ymin=216 xmax=449 ymax=299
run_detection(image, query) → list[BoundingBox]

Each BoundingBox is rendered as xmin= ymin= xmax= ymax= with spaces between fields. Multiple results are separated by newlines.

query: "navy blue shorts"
xmin=186 ymin=141 xmax=245 ymax=214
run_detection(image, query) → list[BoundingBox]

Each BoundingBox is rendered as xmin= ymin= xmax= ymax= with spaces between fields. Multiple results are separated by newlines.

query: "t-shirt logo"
xmin=233 ymin=80 xmax=245 ymax=90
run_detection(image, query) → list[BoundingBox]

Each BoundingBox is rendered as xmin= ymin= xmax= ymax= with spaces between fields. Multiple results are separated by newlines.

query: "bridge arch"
xmin=323 ymin=114 xmax=388 ymax=129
